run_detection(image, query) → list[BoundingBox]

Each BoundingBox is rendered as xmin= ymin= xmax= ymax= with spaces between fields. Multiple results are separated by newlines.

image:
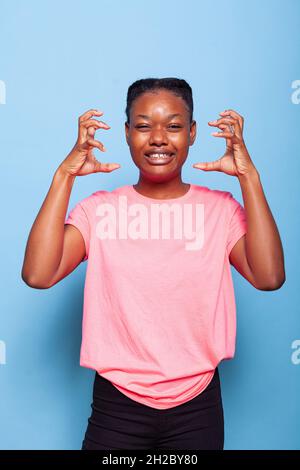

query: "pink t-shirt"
xmin=65 ymin=183 xmax=247 ymax=409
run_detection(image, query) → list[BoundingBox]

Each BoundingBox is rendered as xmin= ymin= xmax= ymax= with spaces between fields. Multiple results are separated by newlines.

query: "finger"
xmin=213 ymin=122 xmax=235 ymax=136
xmin=81 ymin=119 xmax=110 ymax=129
xmin=218 ymin=124 xmax=233 ymax=134
xmin=209 ymin=117 xmax=242 ymax=138
xmin=218 ymin=124 xmax=235 ymax=143
xmin=193 ymin=159 xmax=222 ymax=171
xmin=79 ymin=109 xmax=103 ymax=123
xmin=208 ymin=120 xmax=236 ymax=137
xmin=219 ymin=109 xmax=242 ymax=120
xmin=211 ymin=131 xmax=234 ymax=138
xmin=86 ymin=138 xmax=106 ymax=151
xmin=94 ymin=161 xmax=121 ymax=173
xmin=79 ymin=120 xmax=110 ymax=141
xmin=208 ymin=117 xmax=237 ymax=127
xmin=219 ymin=109 xmax=244 ymax=131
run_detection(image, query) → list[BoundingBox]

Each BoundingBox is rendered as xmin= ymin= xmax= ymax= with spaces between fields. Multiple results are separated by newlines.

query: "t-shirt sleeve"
xmin=65 ymin=201 xmax=90 ymax=261
xmin=226 ymin=192 xmax=247 ymax=256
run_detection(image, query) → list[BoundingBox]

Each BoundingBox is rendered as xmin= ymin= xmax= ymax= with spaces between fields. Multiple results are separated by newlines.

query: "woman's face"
xmin=125 ymin=89 xmax=196 ymax=183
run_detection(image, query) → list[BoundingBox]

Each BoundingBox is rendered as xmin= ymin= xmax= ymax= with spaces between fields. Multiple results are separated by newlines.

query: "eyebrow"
xmin=136 ymin=113 xmax=182 ymax=120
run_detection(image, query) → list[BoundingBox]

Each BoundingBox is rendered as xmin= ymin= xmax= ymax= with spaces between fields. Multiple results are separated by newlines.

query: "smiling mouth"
xmin=144 ymin=153 xmax=175 ymax=165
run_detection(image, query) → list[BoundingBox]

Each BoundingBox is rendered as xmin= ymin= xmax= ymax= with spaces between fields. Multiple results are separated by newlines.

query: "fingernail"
xmin=103 ymin=146 xmax=106 ymax=151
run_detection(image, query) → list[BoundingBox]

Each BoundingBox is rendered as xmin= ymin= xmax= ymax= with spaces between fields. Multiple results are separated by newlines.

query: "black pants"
xmin=81 ymin=368 xmax=224 ymax=450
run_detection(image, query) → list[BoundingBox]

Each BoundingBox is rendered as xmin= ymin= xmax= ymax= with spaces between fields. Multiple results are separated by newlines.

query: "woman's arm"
xmin=21 ymin=168 xmax=85 ymax=288
xmin=21 ymin=108 xmax=121 ymax=289
xmin=229 ymin=168 xmax=285 ymax=290
xmin=193 ymin=108 xmax=285 ymax=290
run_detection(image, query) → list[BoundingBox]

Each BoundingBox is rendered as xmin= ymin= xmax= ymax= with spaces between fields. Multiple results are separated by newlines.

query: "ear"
xmin=189 ymin=120 xmax=197 ymax=146
xmin=125 ymin=121 xmax=130 ymax=145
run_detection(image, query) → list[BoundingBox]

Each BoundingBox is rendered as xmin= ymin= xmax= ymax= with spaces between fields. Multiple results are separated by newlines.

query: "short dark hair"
xmin=125 ymin=77 xmax=194 ymax=124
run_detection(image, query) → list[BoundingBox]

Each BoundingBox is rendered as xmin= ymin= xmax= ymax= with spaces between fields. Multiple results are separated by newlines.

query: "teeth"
xmin=146 ymin=153 xmax=173 ymax=158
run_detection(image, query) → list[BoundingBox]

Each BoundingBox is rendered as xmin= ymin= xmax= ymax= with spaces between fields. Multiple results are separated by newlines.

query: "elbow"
xmin=254 ymin=273 xmax=286 ymax=291
xmin=21 ymin=269 xmax=52 ymax=290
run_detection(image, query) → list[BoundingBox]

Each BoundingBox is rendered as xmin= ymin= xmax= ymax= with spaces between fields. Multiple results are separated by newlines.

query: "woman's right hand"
xmin=59 ymin=109 xmax=121 ymax=176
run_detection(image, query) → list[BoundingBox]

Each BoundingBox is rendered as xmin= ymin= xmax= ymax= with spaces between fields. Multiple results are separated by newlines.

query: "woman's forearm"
xmin=21 ymin=166 xmax=76 ymax=287
xmin=238 ymin=168 xmax=286 ymax=288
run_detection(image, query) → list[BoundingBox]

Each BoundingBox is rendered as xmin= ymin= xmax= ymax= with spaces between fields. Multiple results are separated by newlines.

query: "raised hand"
xmin=60 ymin=109 xmax=121 ymax=176
xmin=193 ymin=109 xmax=256 ymax=177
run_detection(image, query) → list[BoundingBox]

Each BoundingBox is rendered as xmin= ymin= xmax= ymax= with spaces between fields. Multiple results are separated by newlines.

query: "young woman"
xmin=21 ymin=78 xmax=285 ymax=450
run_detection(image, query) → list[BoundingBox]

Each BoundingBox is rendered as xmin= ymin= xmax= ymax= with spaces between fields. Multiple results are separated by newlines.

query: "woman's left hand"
xmin=193 ymin=109 xmax=257 ymax=177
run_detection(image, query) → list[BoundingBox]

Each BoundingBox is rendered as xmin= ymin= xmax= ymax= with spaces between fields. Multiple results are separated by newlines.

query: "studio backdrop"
xmin=0 ymin=0 xmax=299 ymax=450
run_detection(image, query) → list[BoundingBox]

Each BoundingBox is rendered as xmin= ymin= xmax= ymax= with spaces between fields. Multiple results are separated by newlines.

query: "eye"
xmin=135 ymin=124 xmax=182 ymax=129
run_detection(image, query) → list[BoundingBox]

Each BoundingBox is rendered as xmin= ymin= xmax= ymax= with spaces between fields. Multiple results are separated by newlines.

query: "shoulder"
xmin=192 ymin=183 xmax=234 ymax=201
xmin=78 ymin=185 xmax=123 ymax=206
xmin=73 ymin=185 xmax=131 ymax=217
xmin=192 ymin=183 xmax=242 ymax=216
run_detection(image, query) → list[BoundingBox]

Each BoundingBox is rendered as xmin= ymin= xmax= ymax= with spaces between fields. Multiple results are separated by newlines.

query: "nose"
xmin=148 ymin=127 xmax=168 ymax=146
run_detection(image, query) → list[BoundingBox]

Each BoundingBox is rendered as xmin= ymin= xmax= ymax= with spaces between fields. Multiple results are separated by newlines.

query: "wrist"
xmin=237 ymin=165 xmax=260 ymax=183
xmin=54 ymin=165 xmax=76 ymax=185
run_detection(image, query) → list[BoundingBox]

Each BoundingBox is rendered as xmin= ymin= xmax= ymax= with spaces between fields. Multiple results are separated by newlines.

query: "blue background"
xmin=0 ymin=0 xmax=299 ymax=450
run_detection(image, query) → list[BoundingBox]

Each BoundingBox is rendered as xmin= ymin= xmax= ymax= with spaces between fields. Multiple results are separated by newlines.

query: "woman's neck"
xmin=133 ymin=178 xmax=190 ymax=200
